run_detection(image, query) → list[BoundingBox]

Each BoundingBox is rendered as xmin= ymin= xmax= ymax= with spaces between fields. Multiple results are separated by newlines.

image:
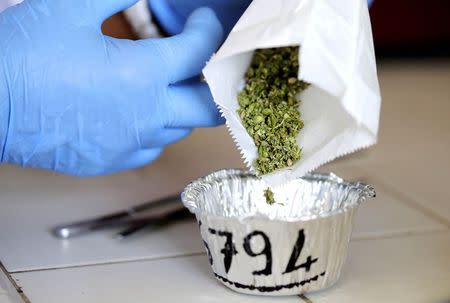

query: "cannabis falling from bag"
xmin=203 ymin=0 xmax=381 ymax=185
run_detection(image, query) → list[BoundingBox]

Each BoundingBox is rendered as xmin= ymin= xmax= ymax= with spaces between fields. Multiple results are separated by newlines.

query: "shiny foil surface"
xmin=182 ymin=169 xmax=375 ymax=296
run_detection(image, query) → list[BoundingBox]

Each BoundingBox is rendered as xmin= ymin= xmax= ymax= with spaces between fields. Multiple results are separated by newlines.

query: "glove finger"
xmin=154 ymin=7 xmax=223 ymax=84
xmin=148 ymin=0 xmax=184 ymax=35
xmin=164 ymin=82 xmax=224 ymax=128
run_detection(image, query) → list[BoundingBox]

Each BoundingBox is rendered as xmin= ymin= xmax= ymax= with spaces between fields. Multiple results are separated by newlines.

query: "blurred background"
xmin=370 ymin=0 xmax=450 ymax=58
xmin=103 ymin=0 xmax=450 ymax=57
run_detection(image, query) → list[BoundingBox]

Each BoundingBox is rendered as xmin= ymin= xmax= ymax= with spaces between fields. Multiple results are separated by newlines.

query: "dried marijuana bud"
xmin=263 ymin=188 xmax=275 ymax=205
xmin=237 ymin=46 xmax=309 ymax=176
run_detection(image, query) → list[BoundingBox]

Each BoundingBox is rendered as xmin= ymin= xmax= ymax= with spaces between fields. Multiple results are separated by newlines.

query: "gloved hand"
xmin=149 ymin=0 xmax=252 ymax=36
xmin=149 ymin=0 xmax=374 ymax=37
xmin=0 ymin=1 xmax=224 ymax=176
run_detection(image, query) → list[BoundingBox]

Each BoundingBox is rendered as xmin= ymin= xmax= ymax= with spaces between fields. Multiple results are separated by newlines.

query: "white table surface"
xmin=0 ymin=61 xmax=449 ymax=302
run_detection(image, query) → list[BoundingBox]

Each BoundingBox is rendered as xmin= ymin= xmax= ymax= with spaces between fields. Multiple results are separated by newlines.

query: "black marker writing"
xmin=283 ymin=229 xmax=318 ymax=274
xmin=243 ymin=231 xmax=272 ymax=276
xmin=209 ymin=228 xmax=237 ymax=273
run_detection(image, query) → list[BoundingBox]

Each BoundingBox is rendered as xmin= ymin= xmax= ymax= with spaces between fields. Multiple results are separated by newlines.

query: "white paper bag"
xmin=203 ymin=0 xmax=381 ymax=185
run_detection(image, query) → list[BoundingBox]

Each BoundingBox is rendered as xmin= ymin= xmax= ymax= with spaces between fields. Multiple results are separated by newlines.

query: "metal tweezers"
xmin=51 ymin=194 xmax=192 ymax=240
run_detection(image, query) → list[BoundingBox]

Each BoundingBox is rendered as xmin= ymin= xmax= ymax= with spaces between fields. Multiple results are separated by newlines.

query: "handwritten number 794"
xmin=207 ymin=228 xmax=317 ymax=276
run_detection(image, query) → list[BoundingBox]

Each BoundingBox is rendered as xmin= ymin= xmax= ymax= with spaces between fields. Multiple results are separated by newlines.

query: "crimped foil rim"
xmin=182 ymin=168 xmax=375 ymax=222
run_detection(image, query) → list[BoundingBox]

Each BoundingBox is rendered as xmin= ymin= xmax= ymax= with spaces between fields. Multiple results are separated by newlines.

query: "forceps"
xmin=51 ymin=194 xmax=191 ymax=239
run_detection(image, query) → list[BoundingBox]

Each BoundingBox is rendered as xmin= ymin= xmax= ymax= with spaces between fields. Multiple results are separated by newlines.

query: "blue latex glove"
xmin=149 ymin=0 xmax=251 ymax=36
xmin=0 ymin=1 xmax=224 ymax=176
xmin=149 ymin=0 xmax=374 ymax=37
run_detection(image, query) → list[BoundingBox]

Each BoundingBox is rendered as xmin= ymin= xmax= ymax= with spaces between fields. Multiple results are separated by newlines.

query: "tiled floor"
xmin=0 ymin=166 xmax=445 ymax=274
xmin=0 ymin=290 xmax=12 ymax=303
xmin=0 ymin=295 xmax=12 ymax=303
xmin=0 ymin=116 xmax=243 ymax=274
xmin=351 ymin=178 xmax=446 ymax=239
xmin=9 ymin=232 xmax=450 ymax=303
xmin=0 ymin=274 xmax=13 ymax=303
xmin=12 ymin=255 xmax=302 ymax=303
xmin=0 ymin=61 xmax=449 ymax=302
xmin=308 ymin=232 xmax=450 ymax=303
xmin=0 ymin=285 xmax=9 ymax=303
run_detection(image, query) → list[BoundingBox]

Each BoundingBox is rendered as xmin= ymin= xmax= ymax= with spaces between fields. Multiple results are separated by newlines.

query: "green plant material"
xmin=263 ymin=187 xmax=275 ymax=205
xmin=237 ymin=46 xmax=309 ymax=175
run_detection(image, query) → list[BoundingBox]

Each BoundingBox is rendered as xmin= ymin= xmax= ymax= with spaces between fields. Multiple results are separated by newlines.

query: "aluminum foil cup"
xmin=182 ymin=169 xmax=375 ymax=296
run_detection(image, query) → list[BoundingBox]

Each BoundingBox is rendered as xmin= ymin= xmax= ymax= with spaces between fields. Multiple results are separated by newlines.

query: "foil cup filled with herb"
xmin=181 ymin=169 xmax=375 ymax=296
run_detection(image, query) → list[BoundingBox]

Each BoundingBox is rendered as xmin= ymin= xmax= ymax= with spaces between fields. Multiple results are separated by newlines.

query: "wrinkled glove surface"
xmin=0 ymin=1 xmax=224 ymax=176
